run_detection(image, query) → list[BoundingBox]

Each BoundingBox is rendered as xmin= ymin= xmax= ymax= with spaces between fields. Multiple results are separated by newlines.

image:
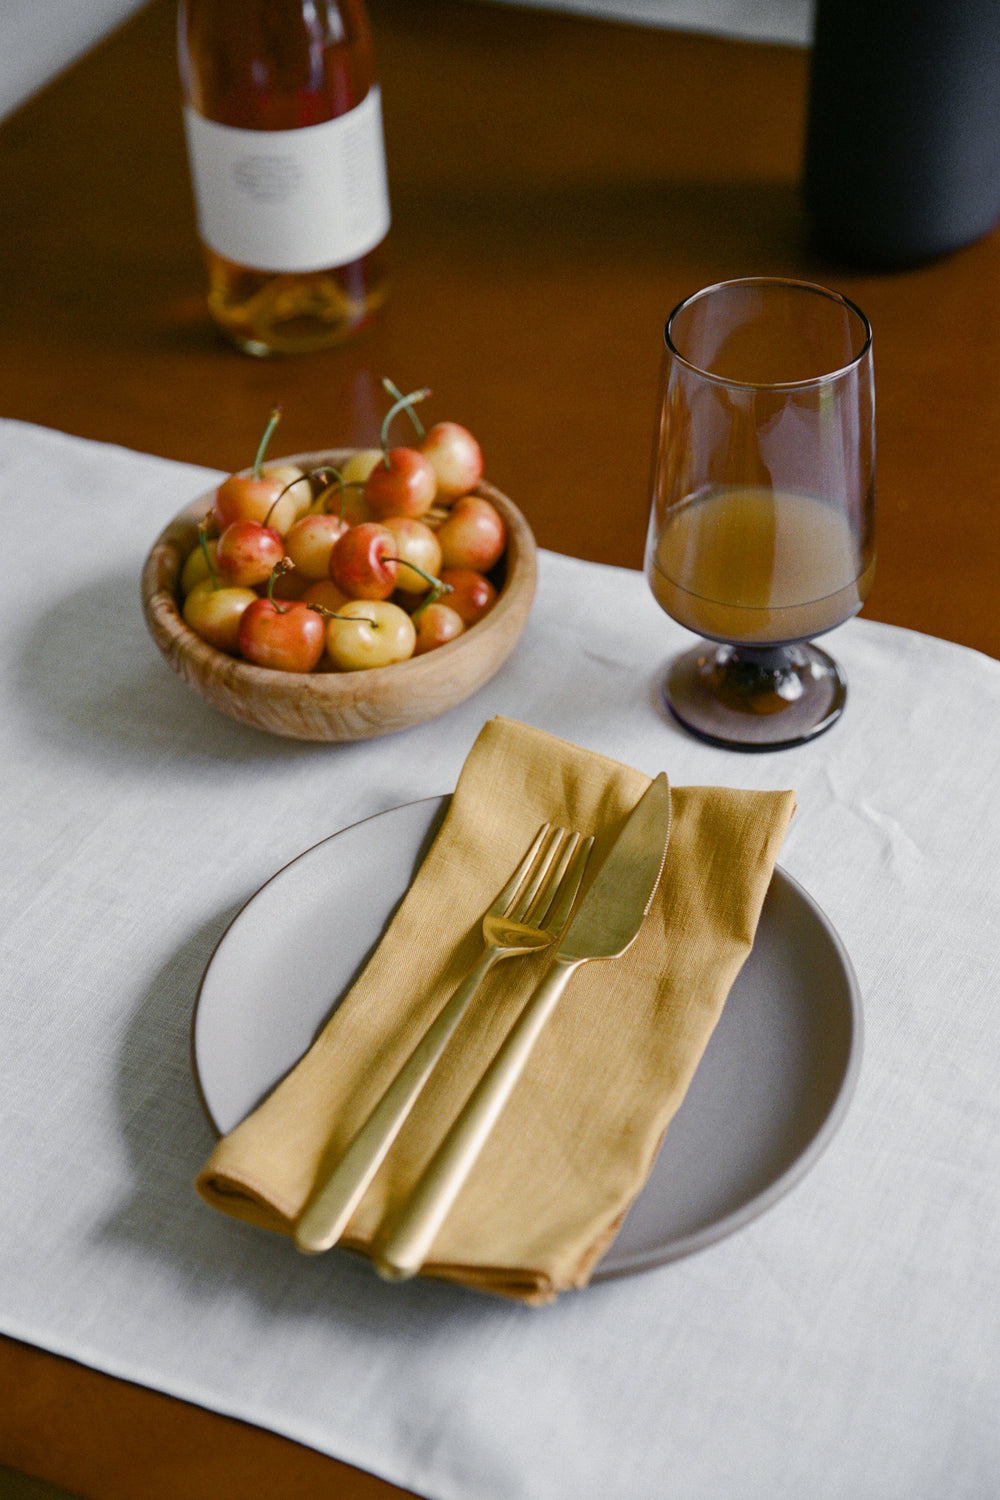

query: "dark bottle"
xmin=178 ymin=0 xmax=391 ymax=356
xmin=804 ymin=0 xmax=1000 ymax=266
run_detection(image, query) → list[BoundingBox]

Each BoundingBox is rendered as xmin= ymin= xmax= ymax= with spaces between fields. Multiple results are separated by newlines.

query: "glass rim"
xmin=664 ymin=276 xmax=873 ymax=391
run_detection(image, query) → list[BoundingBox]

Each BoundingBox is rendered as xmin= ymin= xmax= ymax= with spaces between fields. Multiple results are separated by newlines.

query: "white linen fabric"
xmin=1 ymin=419 xmax=997 ymax=1500
xmin=0 ymin=1 xmax=147 ymax=121
xmin=486 ymin=0 xmax=813 ymax=45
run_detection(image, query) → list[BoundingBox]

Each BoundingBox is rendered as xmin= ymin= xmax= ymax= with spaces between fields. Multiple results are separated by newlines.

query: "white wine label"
xmin=183 ymin=87 xmax=391 ymax=273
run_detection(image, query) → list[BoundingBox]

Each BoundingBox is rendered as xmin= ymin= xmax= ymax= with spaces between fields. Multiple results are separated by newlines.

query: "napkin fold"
xmin=197 ymin=717 xmax=795 ymax=1303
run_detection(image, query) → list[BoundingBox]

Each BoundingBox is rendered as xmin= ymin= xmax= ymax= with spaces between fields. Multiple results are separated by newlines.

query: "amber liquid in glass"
xmin=179 ymin=0 xmax=389 ymax=356
xmin=647 ymin=485 xmax=874 ymax=646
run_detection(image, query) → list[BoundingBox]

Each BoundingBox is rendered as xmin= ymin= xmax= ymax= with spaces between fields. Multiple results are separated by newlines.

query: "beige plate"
xmin=193 ymin=798 xmax=863 ymax=1279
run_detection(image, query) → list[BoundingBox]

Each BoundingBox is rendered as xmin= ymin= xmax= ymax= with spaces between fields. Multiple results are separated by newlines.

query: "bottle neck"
xmin=178 ymin=0 xmax=376 ymax=128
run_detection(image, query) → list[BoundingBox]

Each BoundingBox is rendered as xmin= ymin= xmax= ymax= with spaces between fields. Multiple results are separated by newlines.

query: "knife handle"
xmin=374 ymin=954 xmax=581 ymax=1281
xmin=294 ymin=949 xmax=498 ymax=1254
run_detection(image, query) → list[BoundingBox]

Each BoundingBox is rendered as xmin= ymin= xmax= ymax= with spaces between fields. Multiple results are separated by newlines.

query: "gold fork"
xmin=294 ymin=823 xmax=594 ymax=1254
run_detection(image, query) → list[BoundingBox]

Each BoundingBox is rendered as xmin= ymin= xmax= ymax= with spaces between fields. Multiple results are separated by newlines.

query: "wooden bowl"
xmin=140 ymin=450 xmax=537 ymax=742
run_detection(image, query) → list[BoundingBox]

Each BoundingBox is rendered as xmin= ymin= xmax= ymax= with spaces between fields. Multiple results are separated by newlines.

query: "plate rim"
xmin=191 ymin=797 xmax=864 ymax=1281
xmin=594 ymin=861 xmax=863 ymax=1278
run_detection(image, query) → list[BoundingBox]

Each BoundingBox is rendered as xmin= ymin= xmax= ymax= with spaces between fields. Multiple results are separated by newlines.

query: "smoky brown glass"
xmin=644 ymin=278 xmax=875 ymax=750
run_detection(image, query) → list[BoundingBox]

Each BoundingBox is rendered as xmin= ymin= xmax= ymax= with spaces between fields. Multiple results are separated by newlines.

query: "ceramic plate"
xmin=193 ymin=797 xmax=862 ymax=1278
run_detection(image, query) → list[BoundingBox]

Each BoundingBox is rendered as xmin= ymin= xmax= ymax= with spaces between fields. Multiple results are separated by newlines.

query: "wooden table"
xmin=2 ymin=2 xmax=997 ymax=1496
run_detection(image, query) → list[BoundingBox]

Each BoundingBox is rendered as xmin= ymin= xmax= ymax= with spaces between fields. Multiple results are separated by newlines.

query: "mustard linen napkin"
xmin=197 ymin=717 xmax=795 ymax=1303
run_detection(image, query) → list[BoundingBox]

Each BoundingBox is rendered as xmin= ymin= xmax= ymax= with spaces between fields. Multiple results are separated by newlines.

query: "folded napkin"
xmin=197 ymin=717 xmax=795 ymax=1303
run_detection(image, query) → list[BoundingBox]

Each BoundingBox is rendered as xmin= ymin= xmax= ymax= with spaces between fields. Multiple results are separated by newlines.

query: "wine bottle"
xmin=178 ymin=0 xmax=391 ymax=356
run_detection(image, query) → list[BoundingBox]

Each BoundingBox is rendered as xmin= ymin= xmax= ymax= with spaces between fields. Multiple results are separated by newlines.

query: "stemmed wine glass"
xmin=644 ymin=277 xmax=875 ymax=750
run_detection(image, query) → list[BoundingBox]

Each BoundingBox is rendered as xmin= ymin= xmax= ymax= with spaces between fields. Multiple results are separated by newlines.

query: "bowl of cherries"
xmin=140 ymin=393 xmax=537 ymax=741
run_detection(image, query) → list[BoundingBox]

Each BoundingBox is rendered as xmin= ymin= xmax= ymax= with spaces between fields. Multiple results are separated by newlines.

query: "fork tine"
xmin=493 ymin=823 xmax=552 ymax=913
xmin=521 ymin=828 xmax=576 ymax=923
xmin=294 ymin=823 xmax=594 ymax=1256
xmin=535 ymin=832 xmax=593 ymax=932
xmin=504 ymin=825 xmax=566 ymax=922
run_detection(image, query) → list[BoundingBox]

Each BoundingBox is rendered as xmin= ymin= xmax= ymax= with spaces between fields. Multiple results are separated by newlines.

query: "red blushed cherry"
xmin=329 ymin=522 xmax=399 ymax=600
xmin=212 ymin=406 xmax=302 ymax=536
xmin=214 ymin=471 xmax=291 ymax=533
xmin=413 ymin=600 xmax=466 ymax=654
xmin=215 ymin=518 xmax=285 ymax=588
xmin=269 ymin=566 xmax=310 ymax=600
xmin=420 ymin=421 xmax=483 ymax=500
xmin=364 ymin=447 xmax=438 ymax=520
xmin=436 ymin=495 xmax=506 ymax=572
xmin=438 ymin=566 xmax=498 ymax=625
xmin=237 ymin=597 xmax=326 ymax=673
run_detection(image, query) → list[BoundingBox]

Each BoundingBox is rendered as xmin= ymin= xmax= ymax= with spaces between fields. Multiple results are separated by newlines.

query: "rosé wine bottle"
xmin=178 ymin=0 xmax=391 ymax=356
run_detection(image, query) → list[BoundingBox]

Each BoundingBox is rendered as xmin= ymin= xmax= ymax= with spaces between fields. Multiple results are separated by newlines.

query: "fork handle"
xmin=374 ymin=955 xmax=582 ymax=1281
xmin=294 ymin=949 xmax=498 ymax=1254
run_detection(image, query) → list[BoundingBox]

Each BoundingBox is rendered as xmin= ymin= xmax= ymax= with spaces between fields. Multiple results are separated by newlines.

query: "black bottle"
xmin=804 ymin=0 xmax=1000 ymax=266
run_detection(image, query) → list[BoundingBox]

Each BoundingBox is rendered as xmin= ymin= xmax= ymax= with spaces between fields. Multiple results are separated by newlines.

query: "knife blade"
xmin=374 ymin=772 xmax=672 ymax=1281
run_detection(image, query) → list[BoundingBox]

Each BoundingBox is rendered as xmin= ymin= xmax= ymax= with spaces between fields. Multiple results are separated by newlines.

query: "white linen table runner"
xmin=1 ymin=419 xmax=997 ymax=1499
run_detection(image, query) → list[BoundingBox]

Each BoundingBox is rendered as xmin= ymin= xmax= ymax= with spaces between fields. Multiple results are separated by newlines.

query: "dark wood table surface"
xmin=2 ymin=1 xmax=998 ymax=1495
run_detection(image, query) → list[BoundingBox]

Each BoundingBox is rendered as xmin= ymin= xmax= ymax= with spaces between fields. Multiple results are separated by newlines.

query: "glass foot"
xmin=663 ymin=641 xmax=847 ymax=751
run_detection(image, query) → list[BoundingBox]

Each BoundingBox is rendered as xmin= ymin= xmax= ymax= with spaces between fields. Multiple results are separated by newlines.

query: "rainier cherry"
xmin=436 ymin=495 xmax=506 ymax=572
xmin=363 ymin=384 xmax=438 ymax=521
xmin=284 ymin=512 xmax=350 ymax=580
xmin=183 ymin=578 xmax=258 ymax=655
xmin=438 ymin=566 xmax=498 ymax=624
xmin=213 ymin=407 xmax=309 ymax=536
xmin=420 ymin=421 xmax=483 ymax=499
xmin=379 ymin=516 xmax=443 ymax=594
xmin=339 ymin=449 xmax=384 ymax=487
xmin=307 ymin=464 xmax=371 ymax=527
xmin=364 ymin=447 xmax=437 ymax=521
xmin=180 ymin=537 xmax=218 ymax=595
xmin=237 ymin=567 xmax=326 ymax=673
xmin=325 ymin=600 xmax=417 ymax=671
xmin=301 ymin=577 xmax=350 ymax=613
xmin=329 ymin=522 xmax=399 ymax=600
xmin=413 ymin=600 xmax=466 ymax=655
xmin=216 ymin=517 xmax=285 ymax=588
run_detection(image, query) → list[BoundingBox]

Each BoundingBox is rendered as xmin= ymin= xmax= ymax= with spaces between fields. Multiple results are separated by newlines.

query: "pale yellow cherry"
xmin=284 ymin=513 xmax=349 ymax=580
xmin=263 ymin=463 xmax=313 ymax=526
xmin=341 ymin=449 xmax=384 ymax=485
xmin=325 ymin=599 xmax=416 ymax=670
xmin=380 ymin=516 xmax=443 ymax=594
xmin=182 ymin=579 xmax=258 ymax=655
xmin=180 ymin=537 xmax=218 ymax=595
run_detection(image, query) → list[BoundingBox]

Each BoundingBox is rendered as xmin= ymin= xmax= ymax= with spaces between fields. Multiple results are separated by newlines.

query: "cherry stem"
xmin=263 ymin=470 xmax=306 ymax=527
xmin=311 ymin=605 xmax=378 ymax=628
xmin=410 ymin=577 xmax=453 ymax=619
xmin=308 ymin=465 xmax=361 ymax=520
xmin=253 ymin=405 xmax=283 ymax=480
xmin=263 ymin=556 xmax=295 ymax=607
xmin=388 ymin=556 xmax=450 ymax=600
xmin=197 ymin=521 xmax=219 ymax=591
xmin=380 ymin=385 xmax=431 ymax=457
